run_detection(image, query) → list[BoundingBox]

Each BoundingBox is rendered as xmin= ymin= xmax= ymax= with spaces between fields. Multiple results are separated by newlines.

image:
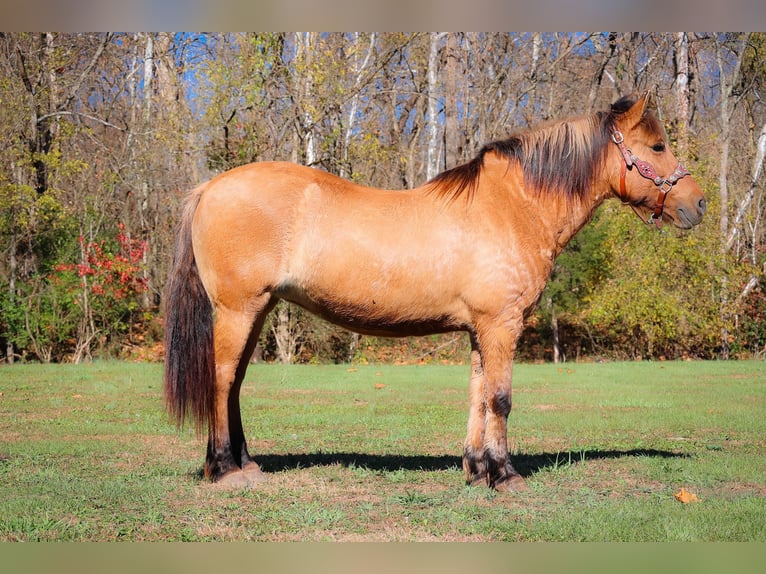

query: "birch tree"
xmin=674 ymin=32 xmax=691 ymax=155
xmin=339 ymin=32 xmax=376 ymax=179
xmin=425 ymin=32 xmax=446 ymax=180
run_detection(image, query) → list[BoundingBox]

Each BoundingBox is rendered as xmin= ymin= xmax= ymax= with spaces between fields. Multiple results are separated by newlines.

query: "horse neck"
xmin=526 ymin=176 xmax=612 ymax=255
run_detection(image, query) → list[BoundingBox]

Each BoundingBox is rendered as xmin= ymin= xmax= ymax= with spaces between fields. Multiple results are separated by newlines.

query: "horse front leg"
xmin=463 ymin=335 xmax=488 ymax=486
xmin=475 ymin=327 xmax=527 ymax=492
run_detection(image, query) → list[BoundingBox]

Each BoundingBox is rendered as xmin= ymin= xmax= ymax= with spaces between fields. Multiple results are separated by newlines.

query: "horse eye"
xmin=651 ymin=142 xmax=666 ymax=152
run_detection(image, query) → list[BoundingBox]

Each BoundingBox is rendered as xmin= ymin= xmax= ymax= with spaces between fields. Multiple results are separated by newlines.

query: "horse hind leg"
xmin=207 ymin=294 xmax=275 ymax=488
xmin=228 ymin=297 xmax=278 ymax=484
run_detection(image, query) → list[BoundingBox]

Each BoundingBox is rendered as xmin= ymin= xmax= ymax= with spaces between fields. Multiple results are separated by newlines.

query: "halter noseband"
xmin=610 ymin=129 xmax=690 ymax=229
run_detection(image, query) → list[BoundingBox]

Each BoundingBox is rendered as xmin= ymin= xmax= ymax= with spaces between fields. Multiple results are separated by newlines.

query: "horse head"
xmin=608 ymin=91 xmax=706 ymax=229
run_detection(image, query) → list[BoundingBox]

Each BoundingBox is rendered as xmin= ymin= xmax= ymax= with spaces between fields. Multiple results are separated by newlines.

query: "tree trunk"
xmin=715 ymin=34 xmax=751 ymax=359
xmin=140 ymin=33 xmax=154 ymax=309
xmin=726 ymin=121 xmax=766 ymax=252
xmin=340 ymin=33 xmax=376 ymax=179
xmin=294 ymin=32 xmax=317 ymax=166
xmin=272 ymin=302 xmax=304 ymax=364
xmin=549 ymin=297 xmax=563 ymax=363
xmin=426 ymin=32 xmax=445 ymax=180
xmin=6 ymin=235 xmax=17 ymax=364
xmin=674 ymin=32 xmax=690 ymax=155
xmin=444 ymin=33 xmax=460 ymax=170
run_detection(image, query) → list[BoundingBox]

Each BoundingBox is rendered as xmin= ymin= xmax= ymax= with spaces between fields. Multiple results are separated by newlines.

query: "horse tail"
xmin=163 ymin=186 xmax=216 ymax=437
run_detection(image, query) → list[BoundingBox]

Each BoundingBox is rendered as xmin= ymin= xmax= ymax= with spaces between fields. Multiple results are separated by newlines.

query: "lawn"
xmin=0 ymin=360 xmax=764 ymax=541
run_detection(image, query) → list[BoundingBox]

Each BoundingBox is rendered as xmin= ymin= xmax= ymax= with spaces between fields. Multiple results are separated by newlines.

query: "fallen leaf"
xmin=674 ymin=487 xmax=699 ymax=503
xmin=346 ymin=368 xmax=358 ymax=373
xmin=374 ymin=383 xmax=386 ymax=390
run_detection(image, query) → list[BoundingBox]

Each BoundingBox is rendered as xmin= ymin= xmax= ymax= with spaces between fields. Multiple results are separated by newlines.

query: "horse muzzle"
xmin=673 ymin=195 xmax=707 ymax=229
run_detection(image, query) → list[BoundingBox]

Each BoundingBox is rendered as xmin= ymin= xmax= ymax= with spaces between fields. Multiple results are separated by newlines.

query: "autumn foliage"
xmin=53 ymin=224 xmax=148 ymax=304
xmin=3 ymin=225 xmax=150 ymax=363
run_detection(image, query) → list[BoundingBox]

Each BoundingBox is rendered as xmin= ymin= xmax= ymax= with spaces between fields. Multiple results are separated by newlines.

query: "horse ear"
xmin=622 ymin=89 xmax=653 ymax=128
xmin=642 ymin=86 xmax=659 ymax=113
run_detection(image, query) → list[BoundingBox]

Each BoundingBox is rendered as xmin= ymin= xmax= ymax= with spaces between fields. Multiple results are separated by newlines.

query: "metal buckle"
xmin=648 ymin=211 xmax=664 ymax=230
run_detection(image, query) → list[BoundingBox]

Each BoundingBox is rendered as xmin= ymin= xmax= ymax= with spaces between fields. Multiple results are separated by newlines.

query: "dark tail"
xmin=163 ymin=187 xmax=216 ymax=437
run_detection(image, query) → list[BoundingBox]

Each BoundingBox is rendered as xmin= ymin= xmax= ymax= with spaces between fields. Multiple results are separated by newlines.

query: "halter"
xmin=610 ymin=129 xmax=690 ymax=229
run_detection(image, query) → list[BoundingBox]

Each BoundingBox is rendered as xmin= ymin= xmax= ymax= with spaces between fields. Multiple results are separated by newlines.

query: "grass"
xmin=0 ymin=359 xmax=764 ymax=541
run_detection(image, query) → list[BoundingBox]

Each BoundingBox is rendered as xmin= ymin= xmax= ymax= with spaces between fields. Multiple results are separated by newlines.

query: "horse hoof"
xmin=242 ymin=463 xmax=269 ymax=483
xmin=494 ymin=474 xmax=528 ymax=492
xmin=466 ymin=474 xmax=488 ymax=488
xmin=214 ymin=468 xmax=267 ymax=489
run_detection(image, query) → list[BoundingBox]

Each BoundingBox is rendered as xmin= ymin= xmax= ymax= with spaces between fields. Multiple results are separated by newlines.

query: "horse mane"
xmin=427 ymin=95 xmax=663 ymax=203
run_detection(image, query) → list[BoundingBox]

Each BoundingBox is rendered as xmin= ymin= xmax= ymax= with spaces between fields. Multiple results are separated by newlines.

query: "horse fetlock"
xmin=462 ymin=445 xmax=488 ymax=486
xmin=205 ymin=439 xmax=242 ymax=482
xmin=485 ymin=451 xmax=525 ymax=491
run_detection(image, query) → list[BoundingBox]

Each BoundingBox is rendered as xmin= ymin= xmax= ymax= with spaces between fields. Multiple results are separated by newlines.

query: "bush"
xmin=3 ymin=224 xmax=151 ymax=362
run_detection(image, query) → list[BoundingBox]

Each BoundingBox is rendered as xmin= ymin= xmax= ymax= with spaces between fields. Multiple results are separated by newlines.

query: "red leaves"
xmin=51 ymin=224 xmax=149 ymax=302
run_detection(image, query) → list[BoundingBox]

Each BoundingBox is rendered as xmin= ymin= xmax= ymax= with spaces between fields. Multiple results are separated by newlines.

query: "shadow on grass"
xmin=251 ymin=448 xmax=688 ymax=477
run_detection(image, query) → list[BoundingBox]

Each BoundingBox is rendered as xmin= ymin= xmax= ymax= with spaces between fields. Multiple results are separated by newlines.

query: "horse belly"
xmin=281 ymin=242 xmax=470 ymax=337
xmin=282 ymin=289 xmax=468 ymax=337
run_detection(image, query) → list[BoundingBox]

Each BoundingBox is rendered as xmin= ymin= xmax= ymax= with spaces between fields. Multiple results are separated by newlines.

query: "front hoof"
xmin=493 ymin=473 xmax=528 ymax=492
xmin=214 ymin=469 xmax=266 ymax=489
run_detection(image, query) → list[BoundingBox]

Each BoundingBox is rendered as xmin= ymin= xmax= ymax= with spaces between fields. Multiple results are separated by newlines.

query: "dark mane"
xmin=427 ymin=96 xmax=658 ymax=203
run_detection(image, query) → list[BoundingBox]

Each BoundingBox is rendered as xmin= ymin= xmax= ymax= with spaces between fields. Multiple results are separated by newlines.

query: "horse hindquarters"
xmin=164 ymin=185 xmax=275 ymax=486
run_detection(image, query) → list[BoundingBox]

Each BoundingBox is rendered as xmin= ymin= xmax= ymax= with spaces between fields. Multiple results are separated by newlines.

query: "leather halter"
xmin=611 ymin=129 xmax=690 ymax=229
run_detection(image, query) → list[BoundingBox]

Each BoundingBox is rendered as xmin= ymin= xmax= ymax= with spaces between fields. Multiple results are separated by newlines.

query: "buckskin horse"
xmin=164 ymin=91 xmax=706 ymax=490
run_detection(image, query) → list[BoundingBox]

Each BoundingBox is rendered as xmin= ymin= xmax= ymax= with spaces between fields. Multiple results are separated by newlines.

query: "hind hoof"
xmin=465 ymin=473 xmax=488 ymax=488
xmin=493 ymin=473 xmax=528 ymax=492
xmin=242 ymin=462 xmax=269 ymax=483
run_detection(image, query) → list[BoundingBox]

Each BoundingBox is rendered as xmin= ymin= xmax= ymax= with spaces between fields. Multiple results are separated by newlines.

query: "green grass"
xmin=0 ymin=360 xmax=764 ymax=541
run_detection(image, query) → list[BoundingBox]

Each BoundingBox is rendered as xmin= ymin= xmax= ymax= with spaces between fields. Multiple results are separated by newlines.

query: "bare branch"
xmin=36 ymin=110 xmax=129 ymax=132
xmin=58 ymin=33 xmax=113 ymax=112
xmin=726 ymin=121 xmax=766 ymax=252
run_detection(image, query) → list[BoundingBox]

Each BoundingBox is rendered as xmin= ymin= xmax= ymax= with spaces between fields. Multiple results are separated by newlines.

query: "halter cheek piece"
xmin=610 ymin=129 xmax=690 ymax=229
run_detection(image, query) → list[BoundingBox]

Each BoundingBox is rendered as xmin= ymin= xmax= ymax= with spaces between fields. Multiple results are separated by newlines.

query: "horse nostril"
xmin=698 ymin=197 xmax=707 ymax=214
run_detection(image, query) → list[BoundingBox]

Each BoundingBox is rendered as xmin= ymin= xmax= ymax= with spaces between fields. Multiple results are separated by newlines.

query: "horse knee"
xmin=489 ymin=388 xmax=511 ymax=418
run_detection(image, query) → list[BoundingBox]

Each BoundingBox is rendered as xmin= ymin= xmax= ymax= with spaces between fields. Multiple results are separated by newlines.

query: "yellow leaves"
xmin=674 ymin=487 xmax=699 ymax=503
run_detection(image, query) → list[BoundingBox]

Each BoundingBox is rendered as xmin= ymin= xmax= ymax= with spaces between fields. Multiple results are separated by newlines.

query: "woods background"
xmin=1 ymin=32 xmax=764 ymax=365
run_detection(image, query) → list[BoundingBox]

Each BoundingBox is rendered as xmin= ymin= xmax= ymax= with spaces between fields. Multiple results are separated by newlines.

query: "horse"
xmin=164 ymin=91 xmax=706 ymax=491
